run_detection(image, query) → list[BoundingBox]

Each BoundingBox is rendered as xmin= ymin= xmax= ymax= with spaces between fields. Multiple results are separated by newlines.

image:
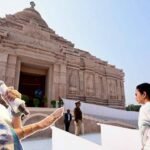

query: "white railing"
xmin=51 ymin=124 xmax=141 ymax=150
xmin=51 ymin=126 xmax=102 ymax=150
xmin=63 ymin=98 xmax=138 ymax=121
xmin=99 ymin=124 xmax=141 ymax=150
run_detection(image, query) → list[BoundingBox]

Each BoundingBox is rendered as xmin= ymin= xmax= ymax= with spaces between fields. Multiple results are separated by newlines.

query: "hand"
xmin=37 ymin=107 xmax=64 ymax=130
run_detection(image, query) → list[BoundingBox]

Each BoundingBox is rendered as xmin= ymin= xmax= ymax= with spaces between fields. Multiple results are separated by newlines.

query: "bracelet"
xmin=21 ymin=127 xmax=25 ymax=138
xmin=52 ymin=114 xmax=56 ymax=121
xmin=31 ymin=124 xmax=34 ymax=133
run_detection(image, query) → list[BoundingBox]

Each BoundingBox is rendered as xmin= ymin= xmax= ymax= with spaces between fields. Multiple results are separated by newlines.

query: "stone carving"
xmin=98 ymin=76 xmax=104 ymax=99
xmin=0 ymin=28 xmax=8 ymax=42
xmin=120 ymin=81 xmax=125 ymax=100
xmin=68 ymin=69 xmax=79 ymax=94
xmin=80 ymin=58 xmax=85 ymax=67
xmin=79 ymin=71 xmax=84 ymax=93
xmin=86 ymin=73 xmax=95 ymax=96
xmin=0 ymin=18 xmax=23 ymax=30
xmin=108 ymin=79 xmax=118 ymax=100
xmin=23 ymin=20 xmax=50 ymax=41
xmin=5 ymin=76 xmax=14 ymax=86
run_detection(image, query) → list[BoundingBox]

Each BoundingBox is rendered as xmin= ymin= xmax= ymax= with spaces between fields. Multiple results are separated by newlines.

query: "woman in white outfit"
xmin=135 ymin=83 xmax=150 ymax=150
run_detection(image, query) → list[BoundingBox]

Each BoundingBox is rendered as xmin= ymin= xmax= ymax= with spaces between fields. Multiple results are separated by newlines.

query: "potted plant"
xmin=33 ymin=98 xmax=40 ymax=107
xmin=21 ymin=94 xmax=30 ymax=106
xmin=42 ymin=96 xmax=48 ymax=107
xmin=51 ymin=100 xmax=56 ymax=108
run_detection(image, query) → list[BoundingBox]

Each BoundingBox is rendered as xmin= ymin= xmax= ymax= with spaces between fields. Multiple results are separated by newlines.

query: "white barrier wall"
xmin=51 ymin=127 xmax=103 ymax=150
xmin=63 ymin=98 xmax=139 ymax=121
xmin=100 ymin=124 xmax=142 ymax=150
xmin=51 ymin=125 xmax=142 ymax=150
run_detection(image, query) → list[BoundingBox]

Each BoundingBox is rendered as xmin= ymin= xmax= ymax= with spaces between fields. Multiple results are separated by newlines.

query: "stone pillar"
xmin=95 ymin=74 xmax=99 ymax=98
xmin=79 ymin=70 xmax=84 ymax=96
xmin=58 ymin=64 xmax=67 ymax=98
xmin=5 ymin=55 xmax=17 ymax=86
xmin=95 ymin=74 xmax=105 ymax=99
xmin=67 ymin=68 xmax=80 ymax=97
xmin=113 ymin=79 xmax=117 ymax=99
xmin=121 ymin=80 xmax=125 ymax=100
xmin=0 ymin=53 xmax=8 ymax=81
xmin=107 ymin=78 xmax=111 ymax=100
xmin=116 ymin=80 xmax=121 ymax=100
xmin=102 ymin=76 xmax=108 ymax=100
xmin=52 ymin=64 xmax=67 ymax=100
xmin=45 ymin=65 xmax=53 ymax=107
xmin=85 ymin=72 xmax=95 ymax=97
xmin=52 ymin=64 xmax=60 ymax=100
xmin=14 ymin=59 xmax=21 ymax=89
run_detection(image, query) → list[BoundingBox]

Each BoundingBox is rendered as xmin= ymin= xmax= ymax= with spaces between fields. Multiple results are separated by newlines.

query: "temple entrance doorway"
xmin=19 ymin=72 xmax=46 ymax=107
xmin=19 ymin=64 xmax=48 ymax=107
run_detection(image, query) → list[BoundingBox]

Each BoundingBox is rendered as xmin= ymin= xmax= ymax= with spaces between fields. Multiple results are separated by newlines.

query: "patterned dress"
xmin=0 ymin=104 xmax=23 ymax=150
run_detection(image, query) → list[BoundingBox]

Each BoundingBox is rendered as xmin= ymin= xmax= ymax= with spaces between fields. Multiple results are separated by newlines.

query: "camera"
xmin=0 ymin=80 xmax=29 ymax=116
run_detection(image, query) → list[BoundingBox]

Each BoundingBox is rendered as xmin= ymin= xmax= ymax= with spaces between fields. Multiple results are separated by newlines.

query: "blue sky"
xmin=1 ymin=0 xmax=150 ymax=105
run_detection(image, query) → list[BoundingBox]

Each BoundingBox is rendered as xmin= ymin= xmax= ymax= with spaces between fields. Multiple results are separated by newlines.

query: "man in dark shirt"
xmin=74 ymin=101 xmax=83 ymax=136
xmin=64 ymin=109 xmax=72 ymax=132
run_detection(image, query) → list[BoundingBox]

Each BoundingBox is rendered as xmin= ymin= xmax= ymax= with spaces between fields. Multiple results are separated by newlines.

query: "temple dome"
xmin=14 ymin=7 xmax=48 ymax=28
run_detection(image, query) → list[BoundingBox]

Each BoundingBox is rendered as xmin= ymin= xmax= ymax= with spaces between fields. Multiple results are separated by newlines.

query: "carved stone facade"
xmin=0 ymin=5 xmax=125 ymax=109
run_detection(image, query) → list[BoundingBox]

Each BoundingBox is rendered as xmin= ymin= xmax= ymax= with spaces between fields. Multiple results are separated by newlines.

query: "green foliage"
xmin=51 ymin=100 xmax=56 ymax=108
xmin=126 ymin=104 xmax=141 ymax=112
xmin=42 ymin=96 xmax=48 ymax=107
xmin=33 ymin=98 xmax=40 ymax=107
xmin=21 ymin=94 xmax=30 ymax=105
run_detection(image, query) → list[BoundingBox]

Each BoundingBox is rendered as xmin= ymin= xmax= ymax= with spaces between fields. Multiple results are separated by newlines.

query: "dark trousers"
xmin=65 ymin=122 xmax=71 ymax=132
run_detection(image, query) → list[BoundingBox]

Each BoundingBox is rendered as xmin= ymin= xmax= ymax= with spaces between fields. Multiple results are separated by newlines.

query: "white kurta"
xmin=138 ymin=102 xmax=150 ymax=150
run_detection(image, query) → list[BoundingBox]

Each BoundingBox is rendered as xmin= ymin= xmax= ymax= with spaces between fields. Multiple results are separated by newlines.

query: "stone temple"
xmin=0 ymin=3 xmax=125 ymax=109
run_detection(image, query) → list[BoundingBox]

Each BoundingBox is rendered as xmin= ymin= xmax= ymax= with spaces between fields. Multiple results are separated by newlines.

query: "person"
xmin=135 ymin=83 xmax=150 ymax=150
xmin=0 ymin=94 xmax=9 ymax=108
xmin=0 ymin=86 xmax=64 ymax=149
xmin=34 ymin=87 xmax=43 ymax=100
xmin=64 ymin=109 xmax=72 ymax=132
xmin=58 ymin=96 xmax=64 ymax=108
xmin=34 ymin=86 xmax=43 ymax=106
xmin=74 ymin=101 xmax=83 ymax=136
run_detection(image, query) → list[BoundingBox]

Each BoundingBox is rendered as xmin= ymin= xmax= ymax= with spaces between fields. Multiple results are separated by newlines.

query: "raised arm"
xmin=15 ymin=107 xmax=64 ymax=139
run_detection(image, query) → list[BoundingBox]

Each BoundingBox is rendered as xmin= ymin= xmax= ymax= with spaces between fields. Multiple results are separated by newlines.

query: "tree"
xmin=126 ymin=104 xmax=141 ymax=112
